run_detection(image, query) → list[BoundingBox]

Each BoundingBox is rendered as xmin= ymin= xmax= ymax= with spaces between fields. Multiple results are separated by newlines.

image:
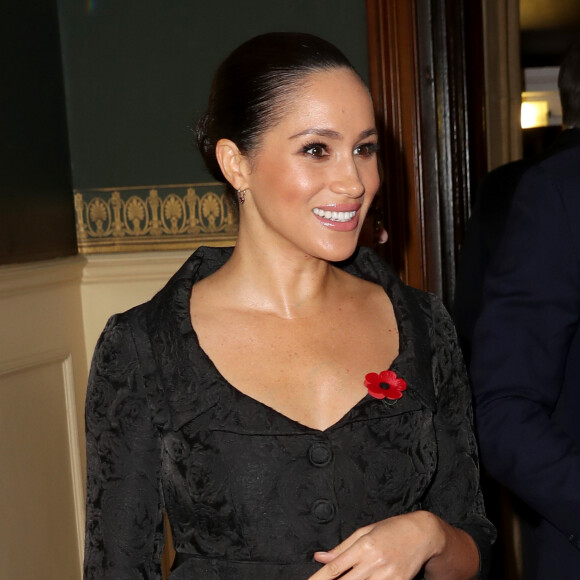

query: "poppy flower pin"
xmin=364 ymin=370 xmax=407 ymax=406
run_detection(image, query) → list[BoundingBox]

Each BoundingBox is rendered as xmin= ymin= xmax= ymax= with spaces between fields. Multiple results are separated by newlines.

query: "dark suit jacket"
xmin=454 ymin=128 xmax=580 ymax=363
xmin=471 ymin=144 xmax=580 ymax=578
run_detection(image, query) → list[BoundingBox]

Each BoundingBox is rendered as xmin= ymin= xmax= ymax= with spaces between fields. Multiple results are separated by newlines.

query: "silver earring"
xmin=237 ymin=188 xmax=248 ymax=204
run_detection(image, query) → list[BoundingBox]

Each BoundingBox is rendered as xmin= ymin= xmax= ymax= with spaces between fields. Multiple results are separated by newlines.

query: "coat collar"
xmin=140 ymin=246 xmax=436 ymax=432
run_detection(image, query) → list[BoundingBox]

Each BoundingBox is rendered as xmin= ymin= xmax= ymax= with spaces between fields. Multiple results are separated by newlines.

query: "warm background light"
xmin=521 ymin=100 xmax=549 ymax=128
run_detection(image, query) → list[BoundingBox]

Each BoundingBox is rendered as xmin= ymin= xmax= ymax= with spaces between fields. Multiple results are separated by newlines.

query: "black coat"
xmin=83 ymin=246 xmax=494 ymax=579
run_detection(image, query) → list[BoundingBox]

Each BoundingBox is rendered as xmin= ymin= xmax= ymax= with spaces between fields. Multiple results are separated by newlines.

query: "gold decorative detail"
xmin=74 ymin=183 xmax=237 ymax=254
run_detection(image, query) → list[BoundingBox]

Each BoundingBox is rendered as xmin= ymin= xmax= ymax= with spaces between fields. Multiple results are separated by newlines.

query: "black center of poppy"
xmin=379 ymin=382 xmax=390 ymax=390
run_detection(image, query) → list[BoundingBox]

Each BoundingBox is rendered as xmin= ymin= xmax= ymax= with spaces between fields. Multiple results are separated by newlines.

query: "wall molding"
xmin=62 ymin=352 xmax=86 ymax=571
xmin=0 ymin=255 xmax=86 ymax=298
xmin=74 ymin=183 xmax=238 ymax=254
xmin=0 ymin=348 xmax=69 ymax=377
xmin=82 ymin=249 xmax=199 ymax=285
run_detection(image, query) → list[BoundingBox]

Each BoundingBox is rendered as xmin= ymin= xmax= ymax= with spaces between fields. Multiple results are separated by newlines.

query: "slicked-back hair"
xmin=195 ymin=32 xmax=360 ymax=193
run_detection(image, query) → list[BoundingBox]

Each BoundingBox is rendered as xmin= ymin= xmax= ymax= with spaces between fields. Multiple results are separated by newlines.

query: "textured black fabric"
xmin=84 ymin=246 xmax=495 ymax=579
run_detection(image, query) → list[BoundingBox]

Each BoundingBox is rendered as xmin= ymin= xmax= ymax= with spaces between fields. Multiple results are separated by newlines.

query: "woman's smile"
xmin=312 ymin=205 xmax=360 ymax=230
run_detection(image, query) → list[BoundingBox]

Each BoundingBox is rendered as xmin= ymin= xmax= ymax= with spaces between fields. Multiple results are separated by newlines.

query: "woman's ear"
xmin=215 ymin=139 xmax=251 ymax=190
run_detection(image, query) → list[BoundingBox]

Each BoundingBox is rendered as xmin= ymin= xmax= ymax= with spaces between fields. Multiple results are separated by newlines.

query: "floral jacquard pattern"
xmin=84 ymin=316 xmax=165 ymax=580
xmin=83 ymin=246 xmax=495 ymax=580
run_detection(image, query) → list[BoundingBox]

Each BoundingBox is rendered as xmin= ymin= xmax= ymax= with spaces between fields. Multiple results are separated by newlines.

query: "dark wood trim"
xmin=366 ymin=0 xmax=486 ymax=305
xmin=366 ymin=0 xmax=424 ymax=290
xmin=463 ymin=0 xmax=488 ymax=194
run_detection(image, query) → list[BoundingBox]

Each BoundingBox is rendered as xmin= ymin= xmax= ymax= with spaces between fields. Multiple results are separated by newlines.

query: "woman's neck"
xmin=213 ymin=237 xmax=345 ymax=320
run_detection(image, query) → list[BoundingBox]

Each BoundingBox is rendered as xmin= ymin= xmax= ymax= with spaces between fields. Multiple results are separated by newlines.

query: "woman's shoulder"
xmin=343 ymin=246 xmax=438 ymax=310
xmin=112 ymin=245 xmax=235 ymax=322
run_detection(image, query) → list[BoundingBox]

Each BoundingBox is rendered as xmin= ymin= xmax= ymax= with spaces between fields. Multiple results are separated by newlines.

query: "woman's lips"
xmin=312 ymin=205 xmax=361 ymax=231
xmin=312 ymin=208 xmax=357 ymax=222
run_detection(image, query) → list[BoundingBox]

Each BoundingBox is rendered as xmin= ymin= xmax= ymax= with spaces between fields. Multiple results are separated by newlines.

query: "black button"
xmin=312 ymin=499 xmax=336 ymax=523
xmin=308 ymin=442 xmax=332 ymax=467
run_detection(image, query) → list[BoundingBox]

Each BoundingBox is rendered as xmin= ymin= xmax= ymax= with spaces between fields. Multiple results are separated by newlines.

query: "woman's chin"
xmin=315 ymin=239 xmax=359 ymax=263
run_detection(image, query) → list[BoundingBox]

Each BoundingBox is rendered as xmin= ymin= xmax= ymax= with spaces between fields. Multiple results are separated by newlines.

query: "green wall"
xmin=57 ymin=0 xmax=369 ymax=189
xmin=0 ymin=1 xmax=368 ymax=263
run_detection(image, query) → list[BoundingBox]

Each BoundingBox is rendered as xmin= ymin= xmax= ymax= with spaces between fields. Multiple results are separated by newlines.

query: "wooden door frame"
xmin=366 ymin=0 xmax=486 ymax=306
xmin=366 ymin=5 xmax=525 ymax=578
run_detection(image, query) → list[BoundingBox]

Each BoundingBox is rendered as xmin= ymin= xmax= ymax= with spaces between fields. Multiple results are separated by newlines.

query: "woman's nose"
xmin=330 ymin=158 xmax=365 ymax=197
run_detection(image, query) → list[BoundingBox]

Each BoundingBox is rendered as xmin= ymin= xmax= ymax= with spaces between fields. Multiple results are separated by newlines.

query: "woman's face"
xmin=241 ymin=67 xmax=380 ymax=263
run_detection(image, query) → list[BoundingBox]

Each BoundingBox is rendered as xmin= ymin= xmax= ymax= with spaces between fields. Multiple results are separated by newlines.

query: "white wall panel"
xmin=0 ymin=257 xmax=87 ymax=579
xmin=0 ymin=353 xmax=83 ymax=579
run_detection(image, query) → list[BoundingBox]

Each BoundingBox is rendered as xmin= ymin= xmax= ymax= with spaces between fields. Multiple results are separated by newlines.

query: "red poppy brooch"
xmin=364 ymin=370 xmax=407 ymax=406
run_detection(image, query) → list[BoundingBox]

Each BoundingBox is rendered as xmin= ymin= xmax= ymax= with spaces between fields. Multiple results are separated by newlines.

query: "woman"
xmin=84 ymin=32 xmax=494 ymax=579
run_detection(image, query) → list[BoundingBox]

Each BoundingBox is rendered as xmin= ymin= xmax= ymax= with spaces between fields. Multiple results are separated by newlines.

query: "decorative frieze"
xmin=74 ymin=183 xmax=237 ymax=253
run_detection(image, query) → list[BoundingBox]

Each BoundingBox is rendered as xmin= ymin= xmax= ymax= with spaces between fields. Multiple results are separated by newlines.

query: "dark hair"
xmin=196 ymin=32 xmax=360 ymax=187
xmin=559 ymin=37 xmax=580 ymax=128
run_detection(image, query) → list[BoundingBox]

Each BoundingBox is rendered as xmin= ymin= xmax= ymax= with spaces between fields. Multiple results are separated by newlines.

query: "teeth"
xmin=313 ymin=208 xmax=357 ymax=222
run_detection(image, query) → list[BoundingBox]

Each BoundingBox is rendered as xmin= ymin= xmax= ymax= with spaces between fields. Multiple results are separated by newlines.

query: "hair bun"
xmin=195 ymin=112 xmax=227 ymax=183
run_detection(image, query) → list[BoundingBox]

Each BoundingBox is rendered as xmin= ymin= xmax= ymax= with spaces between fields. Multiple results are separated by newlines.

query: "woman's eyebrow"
xmin=360 ymin=128 xmax=378 ymax=139
xmin=289 ymin=127 xmax=377 ymax=140
xmin=289 ymin=128 xmax=341 ymax=140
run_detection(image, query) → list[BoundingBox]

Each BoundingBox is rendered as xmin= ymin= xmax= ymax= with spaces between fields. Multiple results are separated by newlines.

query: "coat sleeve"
xmin=421 ymin=294 xmax=496 ymax=576
xmin=83 ymin=314 xmax=165 ymax=580
xmin=471 ymin=164 xmax=580 ymax=547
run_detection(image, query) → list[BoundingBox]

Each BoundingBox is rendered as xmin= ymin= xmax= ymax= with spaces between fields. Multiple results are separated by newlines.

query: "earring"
xmin=237 ymin=188 xmax=248 ymax=204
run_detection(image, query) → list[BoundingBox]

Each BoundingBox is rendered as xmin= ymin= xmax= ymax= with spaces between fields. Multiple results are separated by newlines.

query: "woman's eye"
xmin=303 ymin=144 xmax=327 ymax=158
xmin=354 ymin=143 xmax=379 ymax=157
